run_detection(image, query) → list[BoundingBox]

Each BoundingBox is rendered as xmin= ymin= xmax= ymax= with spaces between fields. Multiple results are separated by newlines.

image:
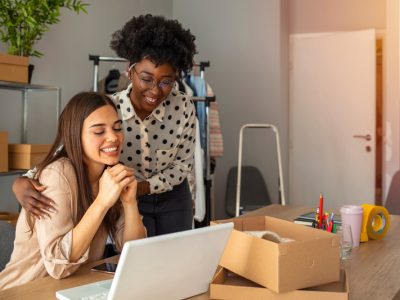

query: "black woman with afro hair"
xmin=106 ymin=14 xmax=198 ymax=237
xmin=12 ymin=14 xmax=197 ymax=239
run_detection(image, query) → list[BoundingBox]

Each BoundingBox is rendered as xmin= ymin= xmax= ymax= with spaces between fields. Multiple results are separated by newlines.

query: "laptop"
xmin=56 ymin=222 xmax=233 ymax=300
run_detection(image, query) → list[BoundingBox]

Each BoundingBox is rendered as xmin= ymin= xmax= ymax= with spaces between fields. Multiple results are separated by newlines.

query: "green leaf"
xmin=0 ymin=0 xmax=89 ymax=57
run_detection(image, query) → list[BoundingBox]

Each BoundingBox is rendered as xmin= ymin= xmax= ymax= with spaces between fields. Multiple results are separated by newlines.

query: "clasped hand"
xmin=97 ymin=164 xmax=137 ymax=209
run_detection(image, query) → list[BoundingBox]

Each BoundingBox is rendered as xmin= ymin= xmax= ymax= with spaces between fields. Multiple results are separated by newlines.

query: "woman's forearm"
xmin=70 ymin=199 xmax=108 ymax=262
xmin=122 ymin=202 xmax=147 ymax=242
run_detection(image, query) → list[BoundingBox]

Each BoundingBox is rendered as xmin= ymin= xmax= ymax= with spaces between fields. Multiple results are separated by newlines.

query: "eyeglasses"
xmin=130 ymin=65 xmax=175 ymax=91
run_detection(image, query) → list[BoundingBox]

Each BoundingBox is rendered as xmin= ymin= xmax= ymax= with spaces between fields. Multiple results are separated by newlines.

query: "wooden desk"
xmin=1 ymin=204 xmax=399 ymax=300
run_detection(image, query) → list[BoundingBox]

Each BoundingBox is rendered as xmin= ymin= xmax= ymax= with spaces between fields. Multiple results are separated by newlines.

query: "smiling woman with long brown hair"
xmin=0 ymin=92 xmax=146 ymax=290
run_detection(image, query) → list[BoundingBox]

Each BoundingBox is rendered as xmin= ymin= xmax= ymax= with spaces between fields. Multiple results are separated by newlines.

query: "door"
xmin=289 ymin=29 xmax=376 ymax=210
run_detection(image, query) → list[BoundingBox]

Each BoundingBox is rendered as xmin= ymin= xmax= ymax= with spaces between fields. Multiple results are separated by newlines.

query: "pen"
xmin=324 ymin=212 xmax=329 ymax=231
xmin=332 ymin=222 xmax=337 ymax=233
xmin=325 ymin=213 xmax=333 ymax=232
xmin=315 ymin=207 xmax=320 ymax=228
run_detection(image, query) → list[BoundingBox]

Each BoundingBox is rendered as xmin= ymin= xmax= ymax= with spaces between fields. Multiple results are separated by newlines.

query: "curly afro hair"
xmin=110 ymin=14 xmax=197 ymax=74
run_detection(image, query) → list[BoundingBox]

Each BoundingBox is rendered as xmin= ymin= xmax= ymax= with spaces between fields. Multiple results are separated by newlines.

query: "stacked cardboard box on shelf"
xmin=0 ymin=131 xmax=8 ymax=172
xmin=210 ymin=215 xmax=348 ymax=299
xmin=8 ymin=144 xmax=52 ymax=169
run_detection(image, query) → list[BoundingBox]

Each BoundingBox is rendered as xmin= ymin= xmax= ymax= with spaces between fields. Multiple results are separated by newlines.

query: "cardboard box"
xmin=213 ymin=216 xmax=340 ymax=293
xmin=0 ymin=131 xmax=8 ymax=172
xmin=0 ymin=53 xmax=29 ymax=83
xmin=210 ymin=267 xmax=348 ymax=300
xmin=0 ymin=211 xmax=19 ymax=225
xmin=8 ymin=144 xmax=52 ymax=169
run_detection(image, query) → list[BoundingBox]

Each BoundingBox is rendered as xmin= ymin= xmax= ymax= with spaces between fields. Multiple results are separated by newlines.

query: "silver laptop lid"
xmin=108 ymin=222 xmax=233 ymax=300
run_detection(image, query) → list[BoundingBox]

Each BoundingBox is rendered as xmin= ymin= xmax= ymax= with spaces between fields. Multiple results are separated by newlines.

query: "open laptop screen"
xmin=56 ymin=223 xmax=233 ymax=300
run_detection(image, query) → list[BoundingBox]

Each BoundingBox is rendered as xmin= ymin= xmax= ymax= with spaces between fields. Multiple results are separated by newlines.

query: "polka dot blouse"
xmin=110 ymin=84 xmax=196 ymax=194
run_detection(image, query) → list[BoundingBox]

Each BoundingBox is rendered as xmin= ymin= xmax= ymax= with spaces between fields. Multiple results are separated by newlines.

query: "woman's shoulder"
xmin=169 ymin=90 xmax=195 ymax=110
xmin=43 ymin=157 xmax=73 ymax=171
xmin=170 ymin=89 xmax=190 ymax=99
xmin=39 ymin=158 xmax=76 ymax=183
xmin=109 ymin=85 xmax=131 ymax=102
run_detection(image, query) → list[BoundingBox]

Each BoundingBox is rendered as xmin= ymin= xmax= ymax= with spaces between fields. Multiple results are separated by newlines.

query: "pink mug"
xmin=340 ymin=205 xmax=364 ymax=247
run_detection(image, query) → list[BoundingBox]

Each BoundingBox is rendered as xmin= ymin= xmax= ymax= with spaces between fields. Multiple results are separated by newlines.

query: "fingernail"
xmin=49 ymin=208 xmax=57 ymax=213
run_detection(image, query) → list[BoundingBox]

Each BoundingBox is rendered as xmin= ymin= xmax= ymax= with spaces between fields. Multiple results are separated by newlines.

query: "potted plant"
xmin=0 ymin=0 xmax=89 ymax=83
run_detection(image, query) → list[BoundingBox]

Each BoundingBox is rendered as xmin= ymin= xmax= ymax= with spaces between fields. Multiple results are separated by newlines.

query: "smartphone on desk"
xmin=91 ymin=263 xmax=118 ymax=274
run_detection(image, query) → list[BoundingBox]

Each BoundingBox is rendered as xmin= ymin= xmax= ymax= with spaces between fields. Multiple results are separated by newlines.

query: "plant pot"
xmin=0 ymin=53 xmax=29 ymax=83
xmin=28 ymin=64 xmax=35 ymax=84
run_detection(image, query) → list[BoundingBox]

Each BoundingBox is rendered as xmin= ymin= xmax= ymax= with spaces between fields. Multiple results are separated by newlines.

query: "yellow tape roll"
xmin=360 ymin=204 xmax=390 ymax=242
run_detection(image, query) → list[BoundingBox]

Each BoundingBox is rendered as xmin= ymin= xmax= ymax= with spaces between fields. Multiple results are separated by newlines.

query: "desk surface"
xmin=1 ymin=204 xmax=399 ymax=300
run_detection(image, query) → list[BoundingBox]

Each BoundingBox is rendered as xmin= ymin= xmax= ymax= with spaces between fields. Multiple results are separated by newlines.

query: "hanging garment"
xmin=182 ymin=78 xmax=194 ymax=97
xmin=188 ymin=75 xmax=207 ymax=150
xmin=97 ymin=71 xmax=130 ymax=94
xmin=105 ymin=69 xmax=120 ymax=93
xmin=191 ymin=118 xmax=206 ymax=222
xmin=176 ymin=79 xmax=186 ymax=93
xmin=207 ymin=83 xmax=224 ymax=158
xmin=184 ymin=75 xmax=197 ymax=96
xmin=182 ymin=79 xmax=204 ymax=219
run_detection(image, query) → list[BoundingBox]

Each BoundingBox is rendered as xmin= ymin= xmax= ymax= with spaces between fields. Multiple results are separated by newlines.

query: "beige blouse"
xmin=0 ymin=158 xmax=125 ymax=290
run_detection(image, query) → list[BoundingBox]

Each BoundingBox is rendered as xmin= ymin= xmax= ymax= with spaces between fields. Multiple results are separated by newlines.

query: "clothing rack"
xmin=89 ymin=54 xmax=211 ymax=91
xmin=88 ymin=54 xmax=215 ymax=226
xmin=89 ymin=55 xmax=128 ymax=92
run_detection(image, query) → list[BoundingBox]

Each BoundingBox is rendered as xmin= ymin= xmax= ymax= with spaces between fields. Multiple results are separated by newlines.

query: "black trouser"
xmin=138 ymin=179 xmax=193 ymax=237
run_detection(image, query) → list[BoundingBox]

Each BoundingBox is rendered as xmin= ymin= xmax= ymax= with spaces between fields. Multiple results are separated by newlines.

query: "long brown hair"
xmin=29 ymin=92 xmax=122 ymax=239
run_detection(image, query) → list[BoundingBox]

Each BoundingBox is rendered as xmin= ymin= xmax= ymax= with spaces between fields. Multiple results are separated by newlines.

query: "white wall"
xmin=288 ymin=1 xmax=400 ymax=204
xmin=289 ymin=0 xmax=385 ymax=33
xmin=0 ymin=0 xmax=172 ymax=212
xmin=384 ymin=0 xmax=400 ymax=204
xmin=173 ymin=0 xmax=289 ymax=218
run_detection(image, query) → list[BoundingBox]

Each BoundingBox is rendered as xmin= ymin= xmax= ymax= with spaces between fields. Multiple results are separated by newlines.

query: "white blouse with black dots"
xmin=110 ymin=84 xmax=196 ymax=195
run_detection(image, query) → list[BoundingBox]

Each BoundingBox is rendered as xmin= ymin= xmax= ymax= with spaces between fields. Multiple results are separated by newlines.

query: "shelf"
xmin=0 ymin=81 xmax=61 ymax=143
xmin=0 ymin=169 xmax=27 ymax=177
xmin=0 ymin=81 xmax=60 ymax=92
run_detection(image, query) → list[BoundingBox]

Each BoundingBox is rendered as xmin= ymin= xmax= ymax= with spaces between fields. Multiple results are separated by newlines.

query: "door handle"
xmin=353 ymin=134 xmax=371 ymax=141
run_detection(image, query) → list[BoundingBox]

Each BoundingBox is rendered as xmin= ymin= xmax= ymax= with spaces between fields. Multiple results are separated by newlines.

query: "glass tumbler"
xmin=338 ymin=224 xmax=353 ymax=260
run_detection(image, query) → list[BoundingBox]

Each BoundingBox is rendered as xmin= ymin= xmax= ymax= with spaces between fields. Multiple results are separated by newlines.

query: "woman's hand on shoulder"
xmin=97 ymin=164 xmax=135 ymax=209
xmin=12 ymin=177 xmax=56 ymax=219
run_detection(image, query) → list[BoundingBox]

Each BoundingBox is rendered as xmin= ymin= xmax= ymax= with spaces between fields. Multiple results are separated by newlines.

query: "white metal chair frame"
xmin=235 ymin=124 xmax=286 ymax=217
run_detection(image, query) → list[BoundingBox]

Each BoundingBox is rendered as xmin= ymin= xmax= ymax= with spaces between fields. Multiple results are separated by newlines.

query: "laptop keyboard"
xmin=80 ymin=292 xmax=108 ymax=300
